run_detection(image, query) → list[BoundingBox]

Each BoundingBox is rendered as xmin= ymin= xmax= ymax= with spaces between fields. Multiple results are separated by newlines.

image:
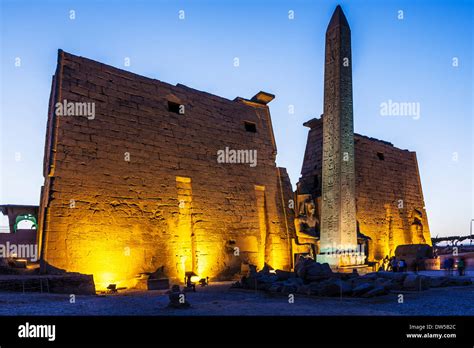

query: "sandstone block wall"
xmin=39 ymin=50 xmax=292 ymax=289
xmin=300 ymin=117 xmax=431 ymax=261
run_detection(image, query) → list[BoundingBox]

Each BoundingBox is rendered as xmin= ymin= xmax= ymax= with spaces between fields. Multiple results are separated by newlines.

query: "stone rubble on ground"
xmin=231 ymin=258 xmax=473 ymax=298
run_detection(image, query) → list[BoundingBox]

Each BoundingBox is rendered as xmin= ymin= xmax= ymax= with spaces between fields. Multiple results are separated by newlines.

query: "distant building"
xmin=0 ymin=205 xmax=39 ymax=262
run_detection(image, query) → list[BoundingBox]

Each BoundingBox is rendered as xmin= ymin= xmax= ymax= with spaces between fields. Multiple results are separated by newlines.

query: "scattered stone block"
xmin=295 ymin=259 xmax=332 ymax=281
xmin=268 ymin=282 xmax=284 ymax=293
xmin=275 ymin=270 xmax=295 ymax=281
xmin=374 ymin=278 xmax=389 ymax=288
xmin=320 ymin=263 xmax=332 ymax=275
xmin=383 ymin=279 xmax=403 ymax=291
xmin=281 ymin=285 xmax=298 ymax=294
xmin=446 ymin=277 xmax=472 ymax=286
xmin=403 ymin=274 xmax=429 ymax=291
xmin=318 ymin=282 xmax=341 ymax=297
xmin=307 ymin=282 xmax=322 ymax=295
xmin=361 ymin=272 xmax=378 ymax=280
xmin=147 ymin=278 xmax=169 ymax=290
xmin=317 ymin=279 xmax=351 ymax=297
xmin=351 ymin=277 xmax=374 ymax=288
xmin=376 ymin=271 xmax=408 ymax=282
xmin=427 ymin=276 xmax=450 ymax=288
xmin=283 ymin=277 xmax=303 ymax=287
xmin=361 ymin=286 xmax=388 ymax=298
xmin=306 ymin=263 xmax=323 ymax=276
xmin=352 ymin=283 xmax=374 ymax=296
xmin=296 ymin=284 xmax=310 ymax=294
xmin=338 ymin=280 xmax=353 ymax=295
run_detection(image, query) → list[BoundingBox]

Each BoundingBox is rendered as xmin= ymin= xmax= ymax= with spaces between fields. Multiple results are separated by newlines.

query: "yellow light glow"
xmin=196 ymin=252 xmax=215 ymax=281
xmin=95 ymin=272 xmax=117 ymax=290
xmin=57 ymin=234 xmax=143 ymax=292
xmin=190 ymin=275 xmax=200 ymax=283
xmin=180 ymin=256 xmax=187 ymax=280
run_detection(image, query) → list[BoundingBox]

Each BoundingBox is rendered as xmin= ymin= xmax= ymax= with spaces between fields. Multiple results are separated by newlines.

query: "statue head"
xmin=306 ymin=200 xmax=316 ymax=217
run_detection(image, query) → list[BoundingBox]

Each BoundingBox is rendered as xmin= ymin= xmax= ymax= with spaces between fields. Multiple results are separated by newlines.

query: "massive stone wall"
xmin=300 ymin=117 xmax=431 ymax=261
xmin=39 ymin=50 xmax=292 ymax=289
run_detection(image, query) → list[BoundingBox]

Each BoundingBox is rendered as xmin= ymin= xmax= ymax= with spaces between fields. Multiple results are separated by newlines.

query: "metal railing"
xmin=0 ymin=278 xmax=50 ymax=294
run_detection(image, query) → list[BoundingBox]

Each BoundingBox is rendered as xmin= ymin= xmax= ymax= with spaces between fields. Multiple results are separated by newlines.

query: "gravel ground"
xmin=0 ymin=276 xmax=473 ymax=316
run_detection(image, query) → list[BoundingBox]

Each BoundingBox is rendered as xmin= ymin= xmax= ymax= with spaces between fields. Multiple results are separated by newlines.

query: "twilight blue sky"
xmin=0 ymin=0 xmax=472 ymax=238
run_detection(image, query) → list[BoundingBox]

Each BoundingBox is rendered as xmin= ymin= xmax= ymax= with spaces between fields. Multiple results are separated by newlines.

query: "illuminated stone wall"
xmin=39 ymin=50 xmax=292 ymax=289
xmin=300 ymin=118 xmax=431 ymax=262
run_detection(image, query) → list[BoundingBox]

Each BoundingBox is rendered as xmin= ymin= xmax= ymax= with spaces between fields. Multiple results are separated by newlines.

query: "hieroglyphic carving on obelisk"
xmin=318 ymin=5 xmax=358 ymax=266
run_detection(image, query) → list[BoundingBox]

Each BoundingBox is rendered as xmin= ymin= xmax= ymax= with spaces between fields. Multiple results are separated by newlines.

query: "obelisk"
xmin=317 ymin=5 xmax=358 ymax=267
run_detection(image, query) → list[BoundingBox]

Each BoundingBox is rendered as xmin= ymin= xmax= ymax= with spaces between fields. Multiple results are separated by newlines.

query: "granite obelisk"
xmin=317 ymin=5 xmax=358 ymax=267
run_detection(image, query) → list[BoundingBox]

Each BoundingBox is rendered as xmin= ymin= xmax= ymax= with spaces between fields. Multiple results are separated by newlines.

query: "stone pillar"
xmin=176 ymin=176 xmax=195 ymax=279
xmin=318 ymin=6 xmax=358 ymax=267
xmin=254 ymin=185 xmax=268 ymax=268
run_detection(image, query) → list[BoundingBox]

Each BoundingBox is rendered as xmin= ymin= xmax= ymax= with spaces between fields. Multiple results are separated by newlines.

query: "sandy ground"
xmin=0 ymin=271 xmax=473 ymax=316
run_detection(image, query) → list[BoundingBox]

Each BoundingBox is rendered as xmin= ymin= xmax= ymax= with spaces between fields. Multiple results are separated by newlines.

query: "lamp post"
xmin=470 ymin=219 xmax=473 ymax=245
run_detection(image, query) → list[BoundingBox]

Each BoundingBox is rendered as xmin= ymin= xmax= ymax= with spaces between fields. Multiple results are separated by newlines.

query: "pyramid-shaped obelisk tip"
xmin=327 ymin=5 xmax=350 ymax=30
